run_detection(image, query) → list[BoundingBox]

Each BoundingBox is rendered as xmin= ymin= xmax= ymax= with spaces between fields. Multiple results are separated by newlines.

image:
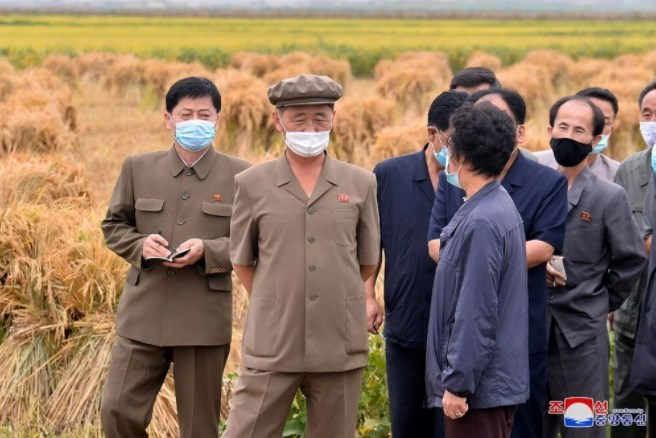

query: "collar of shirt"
xmin=567 ymin=165 xmax=592 ymax=213
xmin=440 ymin=179 xmax=501 ymax=245
xmin=414 ymin=144 xmax=437 ymax=201
xmin=275 ymin=151 xmax=338 ymax=205
xmin=167 ymin=145 xmax=216 ymax=179
xmin=638 ymin=147 xmax=654 ymax=187
xmin=501 ymin=150 xmax=527 ymax=195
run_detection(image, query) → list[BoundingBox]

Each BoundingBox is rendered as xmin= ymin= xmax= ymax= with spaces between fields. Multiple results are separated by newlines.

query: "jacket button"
xmin=309 ymin=293 xmax=318 ymax=301
xmin=307 ymin=207 xmax=314 ymax=214
xmin=177 ymin=219 xmax=185 ymax=225
xmin=181 ymin=193 xmax=189 ymax=200
xmin=548 ymin=294 xmax=554 ymax=300
xmin=309 ymin=265 xmax=317 ymax=272
xmin=185 ymin=169 xmax=192 ymax=176
xmin=167 ymin=270 xmax=175 ymax=276
xmin=308 ymin=236 xmax=315 ymax=243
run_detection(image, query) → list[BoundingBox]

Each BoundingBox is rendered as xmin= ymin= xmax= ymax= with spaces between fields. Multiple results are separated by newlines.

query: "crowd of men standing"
xmin=98 ymin=65 xmax=656 ymax=437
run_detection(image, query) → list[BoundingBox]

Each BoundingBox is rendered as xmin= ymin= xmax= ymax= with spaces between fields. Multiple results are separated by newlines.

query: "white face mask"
xmin=640 ymin=121 xmax=656 ymax=148
xmin=279 ymin=113 xmax=331 ymax=158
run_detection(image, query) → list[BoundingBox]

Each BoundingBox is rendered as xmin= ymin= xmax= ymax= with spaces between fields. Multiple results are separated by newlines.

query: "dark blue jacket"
xmin=428 ymin=152 xmax=567 ymax=354
xmin=426 ymin=180 xmax=529 ymax=409
xmin=373 ymin=146 xmax=437 ymax=348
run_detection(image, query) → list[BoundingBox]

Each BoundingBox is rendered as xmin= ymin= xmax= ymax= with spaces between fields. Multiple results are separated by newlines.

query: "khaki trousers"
xmin=223 ymin=367 xmax=365 ymax=438
xmin=101 ymin=336 xmax=229 ymax=438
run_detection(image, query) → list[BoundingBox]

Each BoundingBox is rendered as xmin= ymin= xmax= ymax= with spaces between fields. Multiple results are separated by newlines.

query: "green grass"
xmin=1 ymin=15 xmax=656 ymax=74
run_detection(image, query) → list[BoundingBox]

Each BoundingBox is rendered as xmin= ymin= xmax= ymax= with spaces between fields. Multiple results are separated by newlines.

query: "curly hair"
xmin=449 ymin=102 xmax=516 ymax=178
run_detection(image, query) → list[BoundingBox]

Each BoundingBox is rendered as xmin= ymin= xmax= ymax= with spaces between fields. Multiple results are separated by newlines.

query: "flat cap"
xmin=268 ymin=74 xmax=343 ymax=108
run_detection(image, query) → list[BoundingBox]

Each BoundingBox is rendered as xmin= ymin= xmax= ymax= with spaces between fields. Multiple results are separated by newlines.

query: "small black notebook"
xmin=146 ymin=247 xmax=191 ymax=262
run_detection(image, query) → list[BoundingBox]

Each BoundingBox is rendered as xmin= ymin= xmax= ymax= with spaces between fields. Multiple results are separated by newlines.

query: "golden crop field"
xmin=1 ymin=14 xmax=656 ymax=437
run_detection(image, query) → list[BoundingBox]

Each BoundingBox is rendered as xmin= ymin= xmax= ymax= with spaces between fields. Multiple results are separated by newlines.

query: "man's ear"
xmin=427 ymin=126 xmax=438 ymax=146
xmin=272 ymin=109 xmax=284 ymax=133
xmin=516 ymin=124 xmax=526 ymax=145
xmin=591 ymin=134 xmax=602 ymax=147
xmin=547 ymin=126 xmax=553 ymax=137
xmin=164 ymin=112 xmax=174 ymax=130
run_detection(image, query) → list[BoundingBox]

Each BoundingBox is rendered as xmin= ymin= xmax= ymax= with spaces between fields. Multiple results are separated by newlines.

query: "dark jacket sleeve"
xmin=605 ymin=189 xmax=647 ymax=311
xmin=101 ymin=156 xmax=148 ymax=269
xmin=529 ymin=173 xmax=568 ymax=253
xmin=441 ymin=220 xmax=501 ymax=396
xmin=428 ymin=172 xmax=448 ymax=242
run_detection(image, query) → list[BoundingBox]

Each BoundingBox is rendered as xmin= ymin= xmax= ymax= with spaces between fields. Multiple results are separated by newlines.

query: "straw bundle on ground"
xmin=374 ymin=52 xmax=451 ymax=113
xmin=261 ymin=52 xmax=352 ymax=86
xmin=102 ymin=54 xmax=146 ymax=93
xmin=370 ymin=118 xmax=426 ymax=164
xmin=231 ymin=52 xmax=282 ymax=78
xmin=143 ymin=59 xmax=210 ymax=97
xmin=214 ymin=70 xmax=277 ymax=157
xmin=75 ymin=53 xmax=123 ymax=82
xmin=333 ymin=95 xmax=397 ymax=162
xmin=466 ymin=51 xmax=503 ymax=71
xmin=43 ymin=54 xmax=79 ymax=85
xmin=0 ymin=153 xmax=91 ymax=209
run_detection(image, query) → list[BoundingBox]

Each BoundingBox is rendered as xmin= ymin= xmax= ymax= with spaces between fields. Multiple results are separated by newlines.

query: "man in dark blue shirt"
xmin=427 ymin=88 xmax=568 ymax=438
xmin=367 ymin=90 xmax=468 ymax=438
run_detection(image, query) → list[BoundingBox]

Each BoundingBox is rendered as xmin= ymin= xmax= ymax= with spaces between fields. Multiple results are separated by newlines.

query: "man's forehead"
xmin=642 ymin=89 xmax=656 ymax=108
xmin=557 ymin=100 xmax=593 ymax=126
xmin=174 ymin=96 xmax=216 ymax=111
xmin=282 ymin=105 xmax=333 ymax=116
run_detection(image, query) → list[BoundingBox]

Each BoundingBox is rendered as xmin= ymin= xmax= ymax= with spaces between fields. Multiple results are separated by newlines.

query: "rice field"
xmin=1 ymin=14 xmax=656 ymax=437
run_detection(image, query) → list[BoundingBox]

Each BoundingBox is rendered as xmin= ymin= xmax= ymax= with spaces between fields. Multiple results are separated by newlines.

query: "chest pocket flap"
xmin=135 ymin=198 xmax=164 ymax=212
xmin=201 ymin=202 xmax=233 ymax=217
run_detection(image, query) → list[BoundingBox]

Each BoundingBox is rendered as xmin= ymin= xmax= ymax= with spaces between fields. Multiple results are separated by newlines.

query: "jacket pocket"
xmin=333 ymin=207 xmax=358 ymax=247
xmin=201 ymin=202 xmax=232 ymax=217
xmin=565 ymin=227 xmax=603 ymax=263
xmin=125 ymin=266 xmax=140 ymax=286
xmin=345 ymin=295 xmax=369 ymax=354
xmin=208 ymin=274 xmax=232 ymax=292
xmin=244 ymin=297 xmax=279 ymax=357
xmin=135 ymin=197 xmax=164 ymax=212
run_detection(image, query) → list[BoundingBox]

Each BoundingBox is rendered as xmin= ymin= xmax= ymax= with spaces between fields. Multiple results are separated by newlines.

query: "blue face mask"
xmin=590 ymin=134 xmax=610 ymax=155
xmin=444 ymin=153 xmax=462 ymax=189
xmin=651 ymin=146 xmax=656 ymax=174
xmin=173 ymin=119 xmax=216 ymax=152
xmin=431 ymin=142 xmax=448 ymax=167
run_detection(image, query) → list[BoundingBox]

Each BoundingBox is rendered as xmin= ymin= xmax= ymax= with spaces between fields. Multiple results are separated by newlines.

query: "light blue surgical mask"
xmin=651 ymin=146 xmax=656 ymax=174
xmin=430 ymin=141 xmax=447 ymax=167
xmin=444 ymin=153 xmax=462 ymax=189
xmin=173 ymin=119 xmax=216 ymax=152
xmin=590 ymin=134 xmax=610 ymax=155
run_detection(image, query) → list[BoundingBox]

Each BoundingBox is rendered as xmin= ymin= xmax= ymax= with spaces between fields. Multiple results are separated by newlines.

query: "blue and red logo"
xmin=563 ymin=397 xmax=595 ymax=427
xmin=549 ymin=398 xmax=646 ymax=428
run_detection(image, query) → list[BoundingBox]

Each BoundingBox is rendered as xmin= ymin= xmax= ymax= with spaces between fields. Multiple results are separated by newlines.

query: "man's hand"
xmin=143 ymin=234 xmax=170 ymax=259
xmin=546 ymin=262 xmax=566 ymax=288
xmin=366 ymin=296 xmax=383 ymax=334
xmin=443 ymin=390 xmax=469 ymax=420
xmin=163 ymin=238 xmax=204 ymax=269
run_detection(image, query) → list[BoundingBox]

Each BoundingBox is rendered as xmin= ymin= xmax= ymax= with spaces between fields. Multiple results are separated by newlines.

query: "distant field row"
xmin=1 ymin=14 xmax=656 ymax=74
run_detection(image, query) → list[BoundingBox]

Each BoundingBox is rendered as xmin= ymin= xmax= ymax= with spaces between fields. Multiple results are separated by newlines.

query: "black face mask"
xmin=550 ymin=137 xmax=593 ymax=167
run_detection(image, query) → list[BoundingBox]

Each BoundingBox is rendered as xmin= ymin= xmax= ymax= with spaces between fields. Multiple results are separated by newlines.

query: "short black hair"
xmin=449 ymin=102 xmax=516 ymax=178
xmin=639 ymin=80 xmax=656 ymax=108
xmin=468 ymin=88 xmax=526 ymax=124
xmin=549 ymin=95 xmax=605 ymax=137
xmin=427 ymin=90 xmax=469 ymax=131
xmin=576 ymin=87 xmax=619 ymax=117
xmin=165 ymin=76 xmax=221 ymax=113
xmin=449 ymin=67 xmax=500 ymax=90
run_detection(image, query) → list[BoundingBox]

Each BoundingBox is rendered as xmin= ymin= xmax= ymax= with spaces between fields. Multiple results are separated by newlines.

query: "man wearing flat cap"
xmin=223 ymin=74 xmax=380 ymax=437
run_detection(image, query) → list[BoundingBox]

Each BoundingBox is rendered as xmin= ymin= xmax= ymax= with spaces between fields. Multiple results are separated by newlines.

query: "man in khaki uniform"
xmin=100 ymin=77 xmax=250 ymax=438
xmin=223 ymin=74 xmax=380 ymax=438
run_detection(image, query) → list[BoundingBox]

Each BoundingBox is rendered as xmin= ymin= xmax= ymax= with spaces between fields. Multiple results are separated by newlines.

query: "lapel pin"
xmin=338 ymin=194 xmax=350 ymax=203
xmin=213 ymin=194 xmax=222 ymax=202
xmin=580 ymin=211 xmax=592 ymax=222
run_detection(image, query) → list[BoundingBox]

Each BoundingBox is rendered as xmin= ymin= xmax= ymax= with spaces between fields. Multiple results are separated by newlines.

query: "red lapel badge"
xmin=213 ymin=194 xmax=222 ymax=202
xmin=338 ymin=194 xmax=350 ymax=203
xmin=580 ymin=211 xmax=592 ymax=222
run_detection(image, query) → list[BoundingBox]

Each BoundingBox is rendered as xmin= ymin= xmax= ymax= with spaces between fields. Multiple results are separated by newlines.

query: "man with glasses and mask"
xmin=368 ymin=90 xmax=468 ymax=438
xmin=101 ymin=77 xmax=250 ymax=438
xmin=427 ymin=88 xmax=568 ymax=438
xmin=543 ymin=95 xmax=645 ymax=438
xmin=224 ymin=74 xmax=380 ymax=438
